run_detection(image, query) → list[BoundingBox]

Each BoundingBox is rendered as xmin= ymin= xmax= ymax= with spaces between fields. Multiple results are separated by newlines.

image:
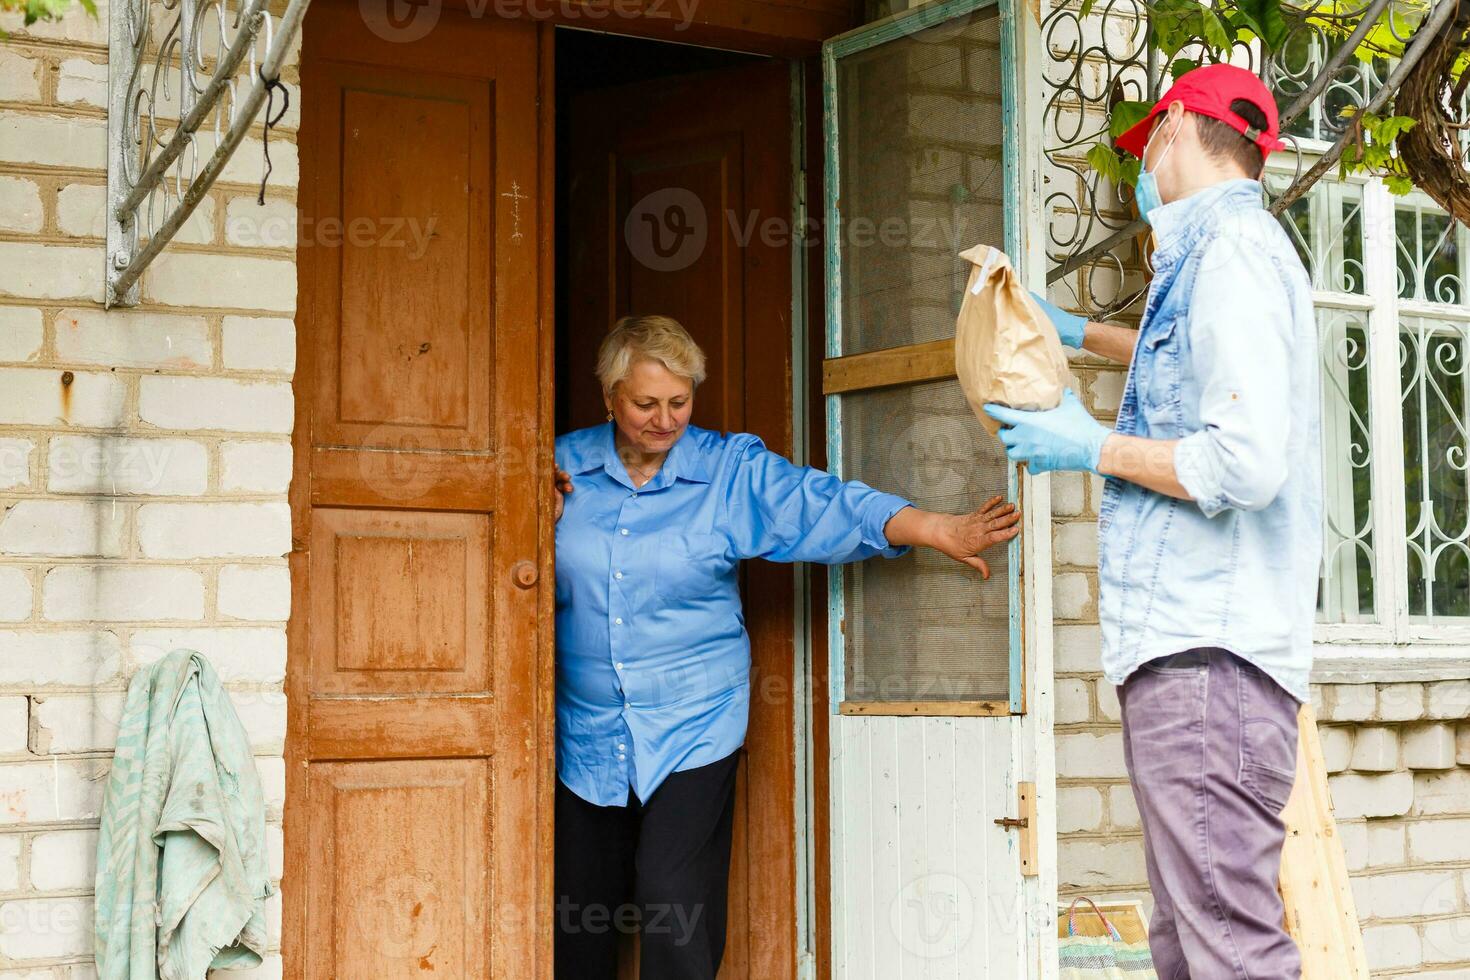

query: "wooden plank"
xmin=821 ymin=338 xmax=957 ymax=395
xmin=840 ymin=699 xmax=1012 ymax=717
xmin=1278 ymin=704 xmax=1371 ymax=980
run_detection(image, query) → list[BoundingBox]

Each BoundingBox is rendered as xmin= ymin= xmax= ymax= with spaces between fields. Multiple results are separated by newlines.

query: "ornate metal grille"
xmin=105 ymin=0 xmax=310 ymax=307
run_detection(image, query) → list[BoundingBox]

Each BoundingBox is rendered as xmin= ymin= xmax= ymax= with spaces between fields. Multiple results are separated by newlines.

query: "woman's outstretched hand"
xmin=933 ymin=495 xmax=1021 ymax=578
xmin=554 ymin=467 xmax=573 ymax=521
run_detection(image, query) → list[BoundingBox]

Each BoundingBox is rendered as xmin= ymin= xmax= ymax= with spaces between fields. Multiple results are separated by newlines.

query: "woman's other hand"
xmin=554 ymin=467 xmax=573 ymax=521
xmin=936 ymin=495 xmax=1021 ymax=578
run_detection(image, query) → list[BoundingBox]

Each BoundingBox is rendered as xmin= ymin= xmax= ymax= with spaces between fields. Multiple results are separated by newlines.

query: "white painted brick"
xmin=1319 ymin=725 xmax=1353 ymax=773
xmin=0 ymin=367 xmax=126 ymax=428
xmin=1095 ymin=678 xmax=1120 ymax=722
xmin=0 ymin=1 xmax=106 ymax=43
xmin=1056 ymin=786 xmax=1102 ymax=833
xmin=220 ymin=439 xmax=292 ymax=493
xmin=222 ymin=316 xmax=295 ymax=374
xmin=257 ymin=756 xmax=285 ymax=810
xmin=1459 ymin=724 xmax=1470 ymax=766
xmin=138 ymin=502 xmax=290 ymax=559
xmin=139 ymin=376 xmax=293 ymax=433
xmin=1415 ymin=770 xmax=1470 ymax=816
xmin=0 ymin=47 xmax=41 ymax=102
xmin=1369 ymin=821 xmax=1407 ymax=868
xmin=42 ymin=565 xmax=205 ymax=623
xmin=0 ymin=109 xmax=105 ymax=170
xmin=1057 ymin=732 xmax=1126 ymax=780
xmin=1108 ymin=784 xmax=1140 ymax=831
xmin=143 ymin=251 xmax=296 ymax=312
xmin=30 ymin=692 xmax=124 ymax=754
xmin=1360 ymin=869 xmax=1459 ymax=919
xmin=1053 ymin=522 xmax=1097 ymax=568
xmin=1328 ymin=771 xmax=1413 ymax=819
xmin=1363 ymin=923 xmax=1422 ymax=972
xmin=0 ymin=833 xmax=18 ymax=891
xmin=1055 ymin=678 xmax=1091 ymax=724
xmin=55 ymin=57 xmax=107 ymax=108
xmin=1404 ymin=724 xmax=1458 ymax=770
xmin=266 ymin=822 xmax=283 ymax=879
xmin=0 ymin=499 xmax=126 ymax=558
xmin=1053 ymin=572 xmax=1092 ymax=620
xmin=1055 ymin=625 xmax=1100 ymax=673
xmin=0 ymin=759 xmax=108 ymax=825
xmin=1309 ymin=684 xmax=1328 ymax=717
xmin=1379 ymin=682 xmax=1425 ymax=722
xmin=0 ymin=630 xmax=121 ymax=687
xmin=48 ymin=434 xmax=208 ymax=496
xmin=1059 ymin=838 xmax=1146 ymax=890
xmin=218 ymin=136 xmax=298 ymax=190
xmin=0 ymin=308 xmax=43 ymax=363
xmin=0 ymin=567 xmax=31 ymax=622
xmin=218 ymin=564 xmax=291 ymax=622
xmin=170 ymin=195 xmax=217 ymax=247
xmin=1337 ymin=819 xmax=1367 ymax=872
xmin=29 ymin=829 xmax=95 ymax=891
xmin=1424 ymin=917 xmax=1470 ymax=965
xmin=0 ymin=696 xmax=26 ymax=754
xmin=225 ymin=196 xmax=298 ymax=249
xmin=0 ymin=176 xmax=42 ymax=234
xmin=0 ymin=242 xmax=102 ymax=303
xmin=215 ymin=953 xmax=282 ymax=980
xmin=0 ymin=438 xmax=33 ymax=491
xmin=1349 ymin=726 xmax=1399 ymax=772
xmin=1325 ymin=684 xmax=1376 ymax=722
xmin=1088 ymin=473 xmax=1105 ymax=514
xmin=233 ymin=690 xmax=287 ymax=753
xmin=1409 ymin=818 xmax=1470 ymax=864
xmin=1051 ymin=472 xmax=1084 ymax=517
xmin=54 ymin=182 xmax=103 ymax=239
xmin=1428 ymin=680 xmax=1470 ymax=721
xmin=1088 ymin=371 xmax=1124 ymax=413
xmin=53 ymin=307 xmax=212 ymax=368
xmin=130 ymin=627 xmax=286 ymax=685
xmin=0 ymin=895 xmax=93 ymax=958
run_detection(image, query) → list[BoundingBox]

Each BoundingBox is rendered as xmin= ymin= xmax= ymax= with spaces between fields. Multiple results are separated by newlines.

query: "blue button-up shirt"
xmin=1098 ymin=178 xmax=1322 ymax=701
xmin=554 ymin=422 xmax=912 ymax=806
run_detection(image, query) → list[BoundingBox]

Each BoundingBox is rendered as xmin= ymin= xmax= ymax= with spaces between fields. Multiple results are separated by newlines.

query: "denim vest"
xmin=1097 ymin=178 xmax=1322 ymax=701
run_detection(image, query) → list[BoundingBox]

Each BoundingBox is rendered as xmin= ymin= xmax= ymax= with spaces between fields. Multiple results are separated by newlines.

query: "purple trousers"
xmin=1119 ymin=648 xmax=1303 ymax=980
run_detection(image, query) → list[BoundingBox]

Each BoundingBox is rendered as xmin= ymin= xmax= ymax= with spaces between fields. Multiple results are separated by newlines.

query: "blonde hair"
xmin=595 ymin=315 xmax=707 ymax=394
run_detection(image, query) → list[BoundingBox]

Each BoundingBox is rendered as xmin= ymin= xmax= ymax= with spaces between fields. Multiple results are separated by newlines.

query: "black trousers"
xmin=554 ymin=750 xmax=739 ymax=980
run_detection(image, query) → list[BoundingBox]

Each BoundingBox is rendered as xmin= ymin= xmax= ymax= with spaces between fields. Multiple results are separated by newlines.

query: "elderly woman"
xmin=553 ymin=315 xmax=1018 ymax=980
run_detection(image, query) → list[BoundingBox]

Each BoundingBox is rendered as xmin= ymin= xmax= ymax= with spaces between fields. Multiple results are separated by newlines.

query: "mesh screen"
xmin=835 ymin=7 xmax=1006 ymax=356
xmin=842 ymin=379 xmax=1012 ymax=702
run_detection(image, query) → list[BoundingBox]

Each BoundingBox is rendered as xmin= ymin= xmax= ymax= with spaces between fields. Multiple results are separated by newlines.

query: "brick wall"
xmin=1053 ymin=359 xmax=1470 ymax=976
xmin=0 ymin=6 xmax=299 ymax=977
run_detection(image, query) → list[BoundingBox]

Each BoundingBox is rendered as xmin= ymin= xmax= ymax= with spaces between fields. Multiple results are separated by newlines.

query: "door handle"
xmin=511 ymin=560 xmax=538 ymax=588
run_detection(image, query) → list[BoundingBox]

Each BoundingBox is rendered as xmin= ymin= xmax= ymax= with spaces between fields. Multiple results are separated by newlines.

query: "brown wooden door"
xmin=287 ymin=5 xmax=549 ymax=978
xmin=565 ymin=61 xmax=798 ymax=980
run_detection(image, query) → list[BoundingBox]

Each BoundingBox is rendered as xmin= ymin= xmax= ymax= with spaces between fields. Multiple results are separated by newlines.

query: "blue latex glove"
xmin=983 ymin=389 xmax=1110 ymax=474
xmin=1029 ymin=290 xmax=1087 ymax=349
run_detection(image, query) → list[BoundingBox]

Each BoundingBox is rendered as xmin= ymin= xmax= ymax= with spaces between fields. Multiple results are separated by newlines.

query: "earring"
xmin=606 ymin=412 xmax=614 ymax=421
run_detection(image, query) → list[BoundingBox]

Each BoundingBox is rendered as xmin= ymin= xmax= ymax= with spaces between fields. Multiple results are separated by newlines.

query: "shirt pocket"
xmin=654 ymin=531 xmax=735 ymax=602
xmin=1136 ymin=311 xmax=1184 ymax=430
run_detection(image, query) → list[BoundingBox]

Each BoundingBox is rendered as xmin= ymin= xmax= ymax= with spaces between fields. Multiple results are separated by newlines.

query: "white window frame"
xmin=1273 ymin=154 xmax=1470 ymax=680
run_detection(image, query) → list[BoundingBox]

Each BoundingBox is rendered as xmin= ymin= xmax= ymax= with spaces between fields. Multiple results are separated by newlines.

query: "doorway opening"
xmin=549 ymin=25 xmax=810 ymax=978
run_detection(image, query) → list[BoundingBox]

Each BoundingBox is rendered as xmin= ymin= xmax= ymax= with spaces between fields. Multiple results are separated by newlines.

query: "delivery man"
xmin=985 ymin=64 xmax=1321 ymax=978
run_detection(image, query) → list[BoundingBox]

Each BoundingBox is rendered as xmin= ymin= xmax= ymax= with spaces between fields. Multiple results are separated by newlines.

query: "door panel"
xmin=565 ymin=60 xmax=796 ymax=980
xmin=288 ymin=4 xmax=547 ymax=978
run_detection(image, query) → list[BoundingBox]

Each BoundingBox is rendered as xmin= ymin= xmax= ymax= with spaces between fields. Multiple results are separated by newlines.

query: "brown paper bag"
xmin=954 ymin=243 xmax=1077 ymax=438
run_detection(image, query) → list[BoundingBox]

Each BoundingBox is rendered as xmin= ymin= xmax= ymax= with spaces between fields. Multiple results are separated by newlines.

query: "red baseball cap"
xmin=1116 ymin=63 xmax=1286 ymax=159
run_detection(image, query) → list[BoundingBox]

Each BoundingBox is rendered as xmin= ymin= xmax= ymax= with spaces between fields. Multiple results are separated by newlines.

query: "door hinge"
xmin=993 ymin=781 xmax=1038 ymax=878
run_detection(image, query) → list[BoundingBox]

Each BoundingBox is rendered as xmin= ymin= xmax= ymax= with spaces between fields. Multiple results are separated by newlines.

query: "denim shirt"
xmin=554 ymin=422 xmax=912 ymax=806
xmin=1097 ymin=178 xmax=1322 ymax=701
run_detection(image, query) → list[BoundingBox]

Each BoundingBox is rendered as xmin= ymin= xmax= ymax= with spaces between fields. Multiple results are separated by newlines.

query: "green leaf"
xmin=1202 ymin=9 xmax=1232 ymax=50
xmin=1108 ymin=100 xmax=1152 ymax=140
xmin=1385 ymin=173 xmax=1414 ymax=195
xmin=1079 ymin=0 xmax=1096 ymax=16
xmin=1235 ymin=0 xmax=1287 ymax=50
xmin=1087 ymin=143 xmax=1124 ymax=185
xmin=1169 ymin=57 xmax=1200 ymax=79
